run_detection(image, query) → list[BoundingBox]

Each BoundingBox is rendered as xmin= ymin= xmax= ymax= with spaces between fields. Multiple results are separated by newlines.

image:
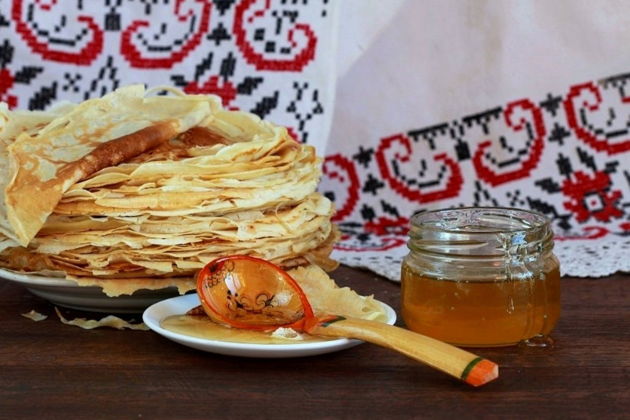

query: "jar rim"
xmin=410 ymin=206 xmax=551 ymax=235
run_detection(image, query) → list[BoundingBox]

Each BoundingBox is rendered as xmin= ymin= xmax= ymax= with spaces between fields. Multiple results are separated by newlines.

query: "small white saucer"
xmin=143 ymin=294 xmax=397 ymax=358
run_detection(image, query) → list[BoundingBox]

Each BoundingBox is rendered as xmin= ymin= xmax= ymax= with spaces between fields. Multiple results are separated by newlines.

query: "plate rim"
xmin=0 ymin=268 xmax=76 ymax=287
xmin=0 ymin=268 xmax=182 ymax=313
xmin=142 ymin=293 xmax=397 ymax=354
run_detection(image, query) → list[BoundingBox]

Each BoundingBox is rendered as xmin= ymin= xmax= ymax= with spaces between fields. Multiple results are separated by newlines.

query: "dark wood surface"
xmin=0 ymin=266 xmax=628 ymax=419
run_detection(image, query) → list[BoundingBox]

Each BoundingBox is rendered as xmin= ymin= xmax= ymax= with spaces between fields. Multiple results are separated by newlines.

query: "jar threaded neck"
xmin=408 ymin=207 xmax=554 ymax=260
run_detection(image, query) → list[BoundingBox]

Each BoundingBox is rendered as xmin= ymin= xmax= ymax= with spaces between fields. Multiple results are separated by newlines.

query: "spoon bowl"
xmin=196 ymin=256 xmax=313 ymax=330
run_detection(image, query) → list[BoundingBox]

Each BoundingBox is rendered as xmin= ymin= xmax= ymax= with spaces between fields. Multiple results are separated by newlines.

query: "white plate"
xmin=143 ymin=294 xmax=397 ymax=358
xmin=0 ymin=268 xmax=179 ymax=313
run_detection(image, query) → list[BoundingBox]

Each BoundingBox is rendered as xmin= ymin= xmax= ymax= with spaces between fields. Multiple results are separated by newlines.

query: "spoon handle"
xmin=308 ymin=316 xmax=498 ymax=387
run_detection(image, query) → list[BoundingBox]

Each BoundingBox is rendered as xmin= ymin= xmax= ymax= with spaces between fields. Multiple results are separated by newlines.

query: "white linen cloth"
xmin=326 ymin=0 xmax=630 ymax=280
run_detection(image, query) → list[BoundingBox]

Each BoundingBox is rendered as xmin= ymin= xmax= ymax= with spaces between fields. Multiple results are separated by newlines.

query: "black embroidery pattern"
xmin=4 ymin=0 xmax=332 ymax=145
xmin=321 ymin=72 xmax=630 ymax=258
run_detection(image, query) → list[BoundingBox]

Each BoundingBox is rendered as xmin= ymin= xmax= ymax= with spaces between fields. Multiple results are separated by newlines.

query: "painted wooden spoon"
xmin=196 ymin=256 xmax=498 ymax=387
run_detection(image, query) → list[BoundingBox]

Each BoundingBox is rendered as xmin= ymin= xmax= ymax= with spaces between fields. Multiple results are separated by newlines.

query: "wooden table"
xmin=1 ymin=266 xmax=628 ymax=419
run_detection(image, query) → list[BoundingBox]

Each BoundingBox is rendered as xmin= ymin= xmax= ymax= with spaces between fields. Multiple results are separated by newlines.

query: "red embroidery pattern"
xmin=0 ymin=68 xmax=18 ymax=108
xmin=564 ymin=81 xmax=630 ymax=155
xmin=335 ymin=234 xmax=406 ymax=252
xmin=1 ymin=1 xmax=330 ymax=148
xmin=0 ymin=38 xmax=44 ymax=109
xmin=12 ymin=0 xmax=104 ymax=65
xmin=375 ymin=133 xmax=463 ymax=203
xmin=323 ymin=72 xmax=630 ymax=256
xmin=285 ymin=127 xmax=301 ymax=143
xmin=34 ymin=0 xmax=58 ymax=11
xmin=555 ymin=226 xmax=610 ymax=241
xmin=561 ymin=170 xmax=623 ymax=222
xmin=322 ymin=154 xmax=360 ymax=222
xmin=233 ymin=0 xmax=317 ymax=71
xmin=120 ymin=0 xmax=212 ymax=69
xmin=472 ymin=99 xmax=546 ymax=186
xmin=184 ymin=75 xmax=237 ymax=107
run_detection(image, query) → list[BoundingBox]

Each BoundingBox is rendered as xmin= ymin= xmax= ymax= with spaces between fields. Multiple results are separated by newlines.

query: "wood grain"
xmin=0 ymin=266 xmax=628 ymax=419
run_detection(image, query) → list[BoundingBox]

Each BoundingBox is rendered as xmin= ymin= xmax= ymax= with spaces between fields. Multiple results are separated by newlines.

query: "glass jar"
xmin=401 ymin=207 xmax=561 ymax=347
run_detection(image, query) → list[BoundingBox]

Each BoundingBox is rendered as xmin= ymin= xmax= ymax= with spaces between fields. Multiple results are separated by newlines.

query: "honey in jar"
xmin=401 ymin=207 xmax=561 ymax=347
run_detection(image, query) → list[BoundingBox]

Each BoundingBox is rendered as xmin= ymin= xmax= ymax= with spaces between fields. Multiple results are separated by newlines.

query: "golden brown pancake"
xmin=3 ymin=85 xmax=217 ymax=245
xmin=0 ymin=86 xmax=338 ymax=296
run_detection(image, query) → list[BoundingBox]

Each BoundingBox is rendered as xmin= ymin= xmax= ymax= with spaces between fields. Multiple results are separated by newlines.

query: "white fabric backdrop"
xmin=326 ymin=0 xmax=630 ymax=280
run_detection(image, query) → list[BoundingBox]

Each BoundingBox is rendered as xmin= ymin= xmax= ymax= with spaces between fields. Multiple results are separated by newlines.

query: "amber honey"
xmin=401 ymin=264 xmax=561 ymax=347
xmin=162 ymin=314 xmax=330 ymax=344
xmin=401 ymin=207 xmax=561 ymax=347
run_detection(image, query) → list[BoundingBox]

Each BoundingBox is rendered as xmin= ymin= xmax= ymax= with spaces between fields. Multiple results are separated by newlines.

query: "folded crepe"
xmin=0 ymin=86 xmax=338 ymax=296
xmin=2 ymin=85 xmax=217 ymax=246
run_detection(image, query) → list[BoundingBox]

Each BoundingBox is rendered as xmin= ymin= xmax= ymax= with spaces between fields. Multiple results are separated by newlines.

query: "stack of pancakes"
xmin=0 ymin=86 xmax=337 ymax=296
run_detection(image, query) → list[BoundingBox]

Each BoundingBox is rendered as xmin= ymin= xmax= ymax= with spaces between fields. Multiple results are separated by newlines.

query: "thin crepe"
xmin=0 ymin=86 xmax=338 ymax=296
xmin=0 ymin=102 xmax=76 ymax=243
xmin=3 ymin=85 xmax=218 ymax=245
xmin=0 ymin=195 xmax=335 ymax=278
